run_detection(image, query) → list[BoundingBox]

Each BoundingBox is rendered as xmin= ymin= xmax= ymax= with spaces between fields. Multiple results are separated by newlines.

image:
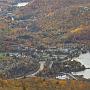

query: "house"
xmin=56 ymin=74 xmax=70 ymax=80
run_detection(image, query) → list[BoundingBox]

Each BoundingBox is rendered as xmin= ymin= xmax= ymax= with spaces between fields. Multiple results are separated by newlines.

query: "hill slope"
xmin=0 ymin=0 xmax=90 ymax=50
xmin=11 ymin=0 xmax=90 ymax=48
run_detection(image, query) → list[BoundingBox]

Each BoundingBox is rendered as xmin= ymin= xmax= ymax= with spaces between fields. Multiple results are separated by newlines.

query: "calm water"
xmin=72 ymin=52 xmax=90 ymax=79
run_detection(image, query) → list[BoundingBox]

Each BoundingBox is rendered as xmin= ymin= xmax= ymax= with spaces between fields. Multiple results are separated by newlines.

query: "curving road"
xmin=26 ymin=61 xmax=45 ymax=77
xmin=15 ymin=61 xmax=45 ymax=79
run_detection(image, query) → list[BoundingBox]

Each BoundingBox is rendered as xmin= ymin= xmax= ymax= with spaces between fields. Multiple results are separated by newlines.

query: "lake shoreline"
xmin=72 ymin=52 xmax=90 ymax=79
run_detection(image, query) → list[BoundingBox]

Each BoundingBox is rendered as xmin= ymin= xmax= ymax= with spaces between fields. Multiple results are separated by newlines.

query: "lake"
xmin=72 ymin=52 xmax=90 ymax=79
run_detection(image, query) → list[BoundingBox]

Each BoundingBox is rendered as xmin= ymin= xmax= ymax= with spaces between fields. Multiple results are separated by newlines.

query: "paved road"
xmin=49 ymin=61 xmax=53 ymax=69
xmin=15 ymin=61 xmax=45 ymax=79
xmin=62 ymin=72 xmax=77 ymax=80
xmin=26 ymin=61 xmax=45 ymax=77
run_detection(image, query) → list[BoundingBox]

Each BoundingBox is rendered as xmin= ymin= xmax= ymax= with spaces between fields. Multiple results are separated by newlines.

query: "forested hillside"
xmin=11 ymin=0 xmax=90 ymax=48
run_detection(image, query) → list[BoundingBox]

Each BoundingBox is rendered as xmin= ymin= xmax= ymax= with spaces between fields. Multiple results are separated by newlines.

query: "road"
xmin=67 ymin=73 xmax=77 ymax=80
xmin=49 ymin=61 xmax=53 ymax=69
xmin=62 ymin=72 xmax=77 ymax=80
xmin=15 ymin=61 xmax=45 ymax=79
xmin=26 ymin=61 xmax=45 ymax=77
